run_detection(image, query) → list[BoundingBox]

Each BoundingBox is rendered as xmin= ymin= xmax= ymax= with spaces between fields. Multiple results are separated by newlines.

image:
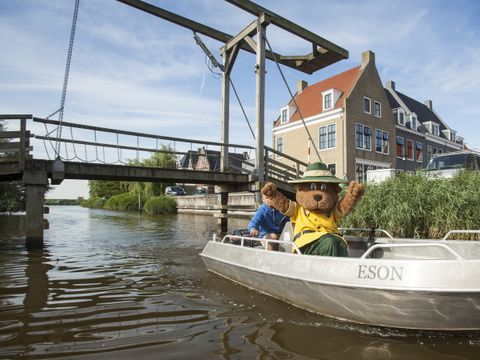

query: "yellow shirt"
xmin=285 ymin=201 xmax=343 ymax=249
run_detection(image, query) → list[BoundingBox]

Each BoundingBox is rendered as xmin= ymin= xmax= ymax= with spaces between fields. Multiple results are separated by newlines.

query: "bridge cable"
xmin=264 ymin=36 xmax=322 ymax=163
xmin=47 ymin=0 xmax=80 ymax=159
xmin=193 ymin=32 xmax=255 ymax=140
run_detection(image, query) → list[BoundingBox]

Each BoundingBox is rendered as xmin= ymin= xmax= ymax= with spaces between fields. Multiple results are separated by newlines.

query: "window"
xmin=432 ymin=123 xmax=440 ymax=136
xmin=355 ymin=162 xmax=382 ymax=183
xmin=374 ymin=101 xmax=381 ymax=117
xmin=450 ymin=131 xmax=457 ymax=142
xmin=319 ymin=124 xmax=336 ymax=150
xmin=427 ymin=145 xmax=433 ymax=161
xmin=375 ymin=129 xmax=389 ymax=154
xmin=364 ymin=97 xmax=371 ymax=114
xmin=281 ymin=108 xmax=288 ymax=124
xmin=327 ymin=124 xmax=336 ymax=148
xmin=276 ymin=137 xmax=284 ymax=153
xmin=415 ymin=142 xmax=423 ymax=162
xmin=396 ymin=136 xmax=405 ymax=158
xmin=406 ymin=139 xmax=414 ymax=160
xmin=355 ymin=124 xmax=371 ymax=150
xmin=411 ymin=114 xmax=417 ymax=130
xmin=324 ymin=93 xmax=332 ymax=110
xmin=396 ymin=109 xmax=405 ymax=125
xmin=327 ymin=163 xmax=336 ymax=176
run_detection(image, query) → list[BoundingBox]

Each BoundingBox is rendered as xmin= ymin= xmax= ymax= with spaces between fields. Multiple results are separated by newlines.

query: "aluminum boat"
xmin=200 ymin=226 xmax=480 ymax=331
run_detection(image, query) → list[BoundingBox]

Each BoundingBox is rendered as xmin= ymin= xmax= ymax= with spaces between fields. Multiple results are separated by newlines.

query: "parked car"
xmin=165 ymin=186 xmax=186 ymax=196
xmin=425 ymin=150 xmax=480 ymax=178
xmin=193 ymin=188 xmax=208 ymax=195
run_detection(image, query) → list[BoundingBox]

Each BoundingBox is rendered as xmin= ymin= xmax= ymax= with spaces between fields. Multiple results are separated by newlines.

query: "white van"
xmin=425 ymin=150 xmax=480 ymax=178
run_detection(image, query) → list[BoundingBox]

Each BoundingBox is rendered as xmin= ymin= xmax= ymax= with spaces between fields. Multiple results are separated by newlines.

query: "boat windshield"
xmin=426 ymin=153 xmax=474 ymax=170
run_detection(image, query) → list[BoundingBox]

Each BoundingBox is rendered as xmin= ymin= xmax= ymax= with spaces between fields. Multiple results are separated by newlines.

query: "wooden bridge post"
xmin=255 ymin=16 xmax=267 ymax=183
xmin=215 ymin=191 xmax=229 ymax=233
xmin=23 ymin=170 xmax=48 ymax=249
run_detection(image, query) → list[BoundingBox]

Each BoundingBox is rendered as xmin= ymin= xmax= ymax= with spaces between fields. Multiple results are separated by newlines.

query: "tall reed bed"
xmin=342 ymin=171 xmax=480 ymax=239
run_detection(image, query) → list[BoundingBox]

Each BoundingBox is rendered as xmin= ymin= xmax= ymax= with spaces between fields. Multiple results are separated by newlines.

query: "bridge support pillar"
xmin=23 ymin=170 xmax=48 ymax=249
xmin=214 ymin=192 xmax=229 ymax=233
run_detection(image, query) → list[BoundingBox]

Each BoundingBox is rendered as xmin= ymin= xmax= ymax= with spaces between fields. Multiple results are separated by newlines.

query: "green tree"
xmin=141 ymin=147 xmax=177 ymax=196
xmin=88 ymin=180 xmax=129 ymax=199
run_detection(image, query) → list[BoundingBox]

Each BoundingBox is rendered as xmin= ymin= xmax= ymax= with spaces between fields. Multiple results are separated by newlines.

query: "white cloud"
xmin=2 ymin=0 xmax=480 ymax=200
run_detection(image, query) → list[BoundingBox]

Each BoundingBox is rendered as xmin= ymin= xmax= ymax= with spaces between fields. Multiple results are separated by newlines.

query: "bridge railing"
xmin=0 ymin=114 xmax=34 ymax=170
xmin=264 ymin=146 xmax=307 ymax=183
xmin=1 ymin=115 xmax=308 ymax=189
xmin=33 ymin=117 xmax=256 ymax=171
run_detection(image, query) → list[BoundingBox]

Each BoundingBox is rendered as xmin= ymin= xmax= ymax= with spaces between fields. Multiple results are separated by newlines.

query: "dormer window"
xmin=322 ymin=88 xmax=342 ymax=112
xmin=442 ymin=129 xmax=457 ymax=142
xmin=324 ymin=93 xmax=332 ymax=110
xmin=364 ymin=97 xmax=371 ymax=114
xmin=425 ymin=121 xmax=440 ymax=136
xmin=280 ymin=107 xmax=288 ymax=124
xmin=396 ymin=109 xmax=405 ymax=125
xmin=411 ymin=113 xmax=418 ymax=130
xmin=450 ymin=131 xmax=456 ymax=142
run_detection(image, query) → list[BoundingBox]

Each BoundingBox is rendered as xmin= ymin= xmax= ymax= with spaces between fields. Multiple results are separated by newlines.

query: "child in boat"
xmin=248 ymin=193 xmax=290 ymax=251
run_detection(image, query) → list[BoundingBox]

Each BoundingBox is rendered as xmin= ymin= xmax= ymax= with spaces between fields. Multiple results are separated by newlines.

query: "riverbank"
xmin=175 ymin=192 xmax=257 ymax=218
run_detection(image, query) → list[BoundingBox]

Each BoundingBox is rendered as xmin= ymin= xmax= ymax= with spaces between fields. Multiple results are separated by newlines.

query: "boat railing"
xmin=217 ymin=234 xmax=303 ymax=254
xmin=441 ymin=229 xmax=480 ymax=241
xmin=360 ymin=242 xmax=464 ymax=260
xmin=339 ymin=227 xmax=394 ymax=239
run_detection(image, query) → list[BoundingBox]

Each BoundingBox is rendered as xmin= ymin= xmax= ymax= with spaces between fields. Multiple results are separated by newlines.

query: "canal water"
xmin=1 ymin=206 xmax=479 ymax=359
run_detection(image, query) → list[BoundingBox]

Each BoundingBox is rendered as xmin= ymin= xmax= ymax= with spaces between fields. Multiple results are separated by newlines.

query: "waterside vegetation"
xmin=80 ymin=148 xmax=177 ymax=215
xmin=343 ymin=171 xmax=480 ymax=239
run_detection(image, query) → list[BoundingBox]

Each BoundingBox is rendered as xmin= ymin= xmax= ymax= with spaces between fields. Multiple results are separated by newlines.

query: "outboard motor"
xmin=230 ymin=229 xmax=255 ymax=247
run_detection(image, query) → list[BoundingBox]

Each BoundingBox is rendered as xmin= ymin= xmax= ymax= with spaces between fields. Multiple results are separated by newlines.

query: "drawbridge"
xmin=0 ymin=0 xmax=348 ymax=246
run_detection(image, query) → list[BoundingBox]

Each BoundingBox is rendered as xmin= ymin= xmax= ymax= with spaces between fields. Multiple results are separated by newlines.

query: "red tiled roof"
xmin=275 ymin=65 xmax=362 ymax=127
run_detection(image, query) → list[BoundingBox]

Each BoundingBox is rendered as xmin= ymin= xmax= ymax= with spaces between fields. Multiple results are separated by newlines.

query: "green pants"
xmin=300 ymin=233 xmax=348 ymax=257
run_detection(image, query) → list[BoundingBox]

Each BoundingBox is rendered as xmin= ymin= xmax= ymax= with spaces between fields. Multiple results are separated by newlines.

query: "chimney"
xmin=385 ymin=80 xmax=395 ymax=90
xmin=297 ymin=80 xmax=308 ymax=94
xmin=424 ymin=100 xmax=433 ymax=110
xmin=361 ymin=50 xmax=375 ymax=69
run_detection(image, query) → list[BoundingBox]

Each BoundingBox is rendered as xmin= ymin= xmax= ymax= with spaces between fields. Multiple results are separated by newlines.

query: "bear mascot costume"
xmin=262 ymin=162 xmax=365 ymax=256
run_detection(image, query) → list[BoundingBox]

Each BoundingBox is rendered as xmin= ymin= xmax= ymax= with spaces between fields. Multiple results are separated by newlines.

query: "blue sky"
xmin=1 ymin=0 xmax=479 ymax=198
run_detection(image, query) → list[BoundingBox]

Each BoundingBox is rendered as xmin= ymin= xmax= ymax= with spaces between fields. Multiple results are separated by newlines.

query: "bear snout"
xmin=313 ymin=194 xmax=322 ymax=202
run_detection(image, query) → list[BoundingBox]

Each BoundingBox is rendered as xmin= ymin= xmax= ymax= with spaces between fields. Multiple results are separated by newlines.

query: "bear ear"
xmin=334 ymin=185 xmax=342 ymax=193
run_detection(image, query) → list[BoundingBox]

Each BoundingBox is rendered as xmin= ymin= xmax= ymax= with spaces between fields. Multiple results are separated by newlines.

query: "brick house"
xmin=385 ymin=81 xmax=463 ymax=172
xmin=272 ymin=50 xmax=395 ymax=182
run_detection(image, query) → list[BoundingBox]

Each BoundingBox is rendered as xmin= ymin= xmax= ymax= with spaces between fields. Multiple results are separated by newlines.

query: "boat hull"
xmin=200 ymin=241 xmax=480 ymax=331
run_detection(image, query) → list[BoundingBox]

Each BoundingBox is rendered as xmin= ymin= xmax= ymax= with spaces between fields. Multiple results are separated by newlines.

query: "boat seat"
xmin=278 ymin=222 xmax=294 ymax=252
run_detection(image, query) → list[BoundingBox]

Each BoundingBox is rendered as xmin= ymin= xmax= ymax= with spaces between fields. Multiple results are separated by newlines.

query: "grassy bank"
xmin=81 ymin=193 xmax=177 ymax=215
xmin=342 ymin=171 xmax=480 ymax=239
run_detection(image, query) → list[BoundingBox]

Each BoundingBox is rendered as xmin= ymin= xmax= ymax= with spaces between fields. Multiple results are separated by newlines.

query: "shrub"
xmin=143 ymin=196 xmax=177 ymax=215
xmin=104 ymin=192 xmax=141 ymax=212
xmin=80 ymin=196 xmax=105 ymax=209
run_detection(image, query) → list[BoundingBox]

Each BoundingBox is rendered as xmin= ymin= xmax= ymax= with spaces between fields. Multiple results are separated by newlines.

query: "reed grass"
xmin=342 ymin=171 xmax=480 ymax=239
xmin=143 ymin=196 xmax=177 ymax=215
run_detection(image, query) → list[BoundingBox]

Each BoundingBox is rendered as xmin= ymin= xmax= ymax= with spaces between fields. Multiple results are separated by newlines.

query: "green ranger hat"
xmin=289 ymin=162 xmax=347 ymax=184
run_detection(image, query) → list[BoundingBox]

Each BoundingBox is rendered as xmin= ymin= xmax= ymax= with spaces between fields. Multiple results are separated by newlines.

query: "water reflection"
xmin=1 ymin=208 xmax=480 ymax=359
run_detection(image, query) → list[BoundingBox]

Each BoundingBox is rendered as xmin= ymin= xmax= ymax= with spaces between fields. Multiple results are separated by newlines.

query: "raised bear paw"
xmin=262 ymin=182 xmax=277 ymax=198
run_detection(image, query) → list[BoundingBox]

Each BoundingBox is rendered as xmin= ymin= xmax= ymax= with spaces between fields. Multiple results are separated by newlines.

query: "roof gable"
xmin=275 ymin=66 xmax=361 ymax=126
